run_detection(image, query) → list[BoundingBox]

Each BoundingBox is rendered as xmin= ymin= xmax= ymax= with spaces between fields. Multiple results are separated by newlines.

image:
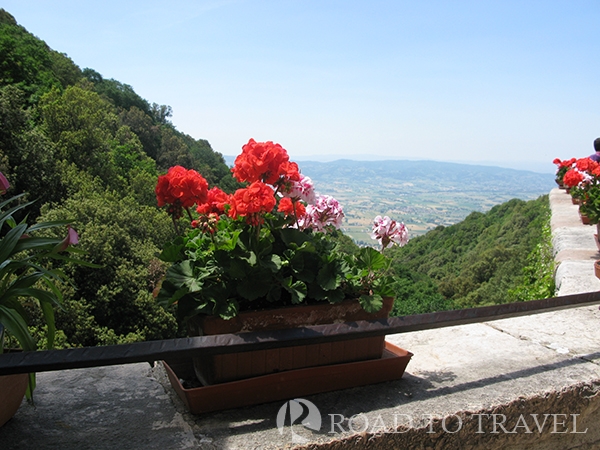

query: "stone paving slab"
xmin=0 ymin=363 xmax=196 ymax=449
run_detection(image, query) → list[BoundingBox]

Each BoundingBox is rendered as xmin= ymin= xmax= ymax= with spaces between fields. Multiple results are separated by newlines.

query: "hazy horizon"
xmin=223 ymin=154 xmax=556 ymax=174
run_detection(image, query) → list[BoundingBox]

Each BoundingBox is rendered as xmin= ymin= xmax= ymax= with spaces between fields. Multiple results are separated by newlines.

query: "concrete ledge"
xmin=1 ymin=188 xmax=599 ymax=449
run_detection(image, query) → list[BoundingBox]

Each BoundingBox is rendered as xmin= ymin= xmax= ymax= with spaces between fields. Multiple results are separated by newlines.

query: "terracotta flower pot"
xmin=0 ymin=368 xmax=28 ymax=427
xmin=594 ymin=234 xmax=600 ymax=252
xmin=595 ymin=261 xmax=600 ymax=279
xmin=187 ymin=297 xmax=395 ymax=385
xmin=579 ymin=210 xmax=592 ymax=225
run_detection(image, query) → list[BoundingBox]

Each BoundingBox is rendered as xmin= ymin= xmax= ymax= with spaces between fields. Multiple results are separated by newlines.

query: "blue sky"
xmin=3 ymin=1 xmax=599 ymax=173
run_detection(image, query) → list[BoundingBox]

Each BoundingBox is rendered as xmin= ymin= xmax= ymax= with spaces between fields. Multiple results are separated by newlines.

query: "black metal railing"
xmin=1 ymin=291 xmax=599 ymax=376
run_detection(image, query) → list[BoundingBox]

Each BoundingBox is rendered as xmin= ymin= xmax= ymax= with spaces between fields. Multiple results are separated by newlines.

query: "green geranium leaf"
xmin=307 ymin=283 xmax=328 ymax=300
xmin=215 ymin=230 xmax=240 ymax=251
xmin=177 ymin=295 xmax=210 ymax=322
xmin=359 ymin=294 xmax=384 ymax=313
xmin=166 ymin=261 xmax=203 ymax=292
xmin=317 ymin=262 xmax=340 ymax=291
xmin=155 ymin=280 xmax=187 ymax=308
xmin=289 ymin=253 xmax=305 ymax=273
xmin=283 ymin=277 xmax=307 ymax=304
xmin=213 ymin=298 xmax=239 ymax=320
xmin=356 ymin=247 xmax=388 ymax=271
xmin=262 ymin=254 xmax=282 ymax=272
xmin=325 ymin=288 xmax=345 ymax=304
xmin=374 ymin=276 xmax=395 ymax=297
xmin=237 ymin=275 xmax=270 ymax=300
xmin=229 ymin=258 xmax=250 ymax=279
xmin=280 ymin=228 xmax=310 ymax=247
xmin=159 ymin=241 xmax=185 ymax=263
xmin=266 ymin=286 xmax=282 ymax=303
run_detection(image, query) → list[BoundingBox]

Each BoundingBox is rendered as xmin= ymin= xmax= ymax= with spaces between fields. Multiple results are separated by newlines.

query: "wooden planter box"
xmin=187 ymin=297 xmax=395 ymax=385
xmin=163 ymin=341 xmax=412 ymax=414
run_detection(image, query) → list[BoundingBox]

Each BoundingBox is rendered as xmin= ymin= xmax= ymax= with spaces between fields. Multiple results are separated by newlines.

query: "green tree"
xmin=39 ymin=82 xmax=119 ymax=184
xmin=37 ymin=190 xmax=178 ymax=346
xmin=0 ymin=85 xmax=65 ymax=218
xmin=119 ymin=106 xmax=161 ymax=160
xmin=83 ymin=68 xmax=151 ymax=115
xmin=0 ymin=9 xmax=68 ymax=102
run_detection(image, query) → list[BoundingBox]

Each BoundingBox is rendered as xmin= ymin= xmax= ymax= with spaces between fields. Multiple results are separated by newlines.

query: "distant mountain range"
xmin=223 ymin=157 xmax=555 ymax=241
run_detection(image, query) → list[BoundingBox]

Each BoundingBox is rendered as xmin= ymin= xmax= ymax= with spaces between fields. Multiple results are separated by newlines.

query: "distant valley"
xmin=223 ymin=158 xmax=555 ymax=244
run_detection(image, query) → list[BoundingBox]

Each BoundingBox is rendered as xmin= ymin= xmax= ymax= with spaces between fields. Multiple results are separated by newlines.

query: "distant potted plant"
xmin=155 ymin=139 xmax=410 ymax=385
xmin=0 ymin=172 xmax=84 ymax=426
xmin=560 ymin=160 xmax=600 ymax=259
xmin=553 ymin=157 xmax=576 ymax=188
xmin=563 ymin=160 xmax=600 ymax=226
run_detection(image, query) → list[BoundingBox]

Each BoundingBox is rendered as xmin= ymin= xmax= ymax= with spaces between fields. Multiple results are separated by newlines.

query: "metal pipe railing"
xmin=1 ymin=290 xmax=599 ymax=376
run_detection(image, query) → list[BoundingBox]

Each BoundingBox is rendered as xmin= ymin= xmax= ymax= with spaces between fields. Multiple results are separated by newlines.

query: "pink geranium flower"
xmin=281 ymin=174 xmax=317 ymax=205
xmin=298 ymin=194 xmax=344 ymax=232
xmin=371 ymin=215 xmax=409 ymax=250
xmin=0 ymin=172 xmax=10 ymax=195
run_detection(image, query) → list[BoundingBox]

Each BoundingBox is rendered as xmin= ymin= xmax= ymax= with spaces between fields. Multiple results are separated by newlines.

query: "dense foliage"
xmin=385 ymin=195 xmax=554 ymax=314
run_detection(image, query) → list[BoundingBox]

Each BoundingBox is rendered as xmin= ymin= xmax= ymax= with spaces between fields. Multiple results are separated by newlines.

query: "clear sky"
xmin=3 ymin=1 xmax=599 ymax=173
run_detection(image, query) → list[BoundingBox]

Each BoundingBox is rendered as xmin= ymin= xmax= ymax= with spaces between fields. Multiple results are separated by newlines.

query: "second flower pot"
xmin=187 ymin=297 xmax=395 ymax=385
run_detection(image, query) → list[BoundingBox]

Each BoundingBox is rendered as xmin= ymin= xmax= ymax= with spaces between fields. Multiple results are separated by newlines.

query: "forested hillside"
xmin=0 ymin=9 xmax=238 ymax=347
xmin=0 ymin=9 xmax=554 ymax=349
xmin=386 ymin=195 xmax=554 ymax=316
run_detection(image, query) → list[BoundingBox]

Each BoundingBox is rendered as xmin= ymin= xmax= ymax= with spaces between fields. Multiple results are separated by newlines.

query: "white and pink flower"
xmin=280 ymin=174 xmax=317 ymax=205
xmin=298 ymin=194 xmax=344 ymax=232
xmin=371 ymin=215 xmax=408 ymax=249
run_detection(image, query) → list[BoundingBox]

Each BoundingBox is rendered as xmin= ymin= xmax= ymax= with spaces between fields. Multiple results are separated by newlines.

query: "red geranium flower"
xmin=278 ymin=197 xmax=306 ymax=218
xmin=228 ymin=181 xmax=276 ymax=225
xmin=156 ymin=166 xmax=208 ymax=209
xmin=196 ymin=187 xmax=231 ymax=215
xmin=576 ymin=158 xmax=598 ymax=173
xmin=232 ymin=139 xmax=296 ymax=185
xmin=563 ymin=169 xmax=584 ymax=187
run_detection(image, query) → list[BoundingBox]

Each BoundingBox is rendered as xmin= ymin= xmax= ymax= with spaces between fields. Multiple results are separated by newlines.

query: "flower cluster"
xmin=298 ymin=195 xmax=345 ymax=232
xmin=554 ymin=156 xmax=600 ymax=224
xmin=156 ymin=166 xmax=208 ymax=218
xmin=156 ymin=139 xmax=347 ymax=231
xmin=562 ymin=168 xmax=585 ymax=188
xmin=553 ymin=157 xmax=576 ymax=186
xmin=231 ymin=139 xmax=300 ymax=186
xmin=560 ymin=157 xmax=600 ymax=188
xmin=371 ymin=215 xmax=409 ymax=250
xmin=155 ymin=139 xmax=410 ymax=320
